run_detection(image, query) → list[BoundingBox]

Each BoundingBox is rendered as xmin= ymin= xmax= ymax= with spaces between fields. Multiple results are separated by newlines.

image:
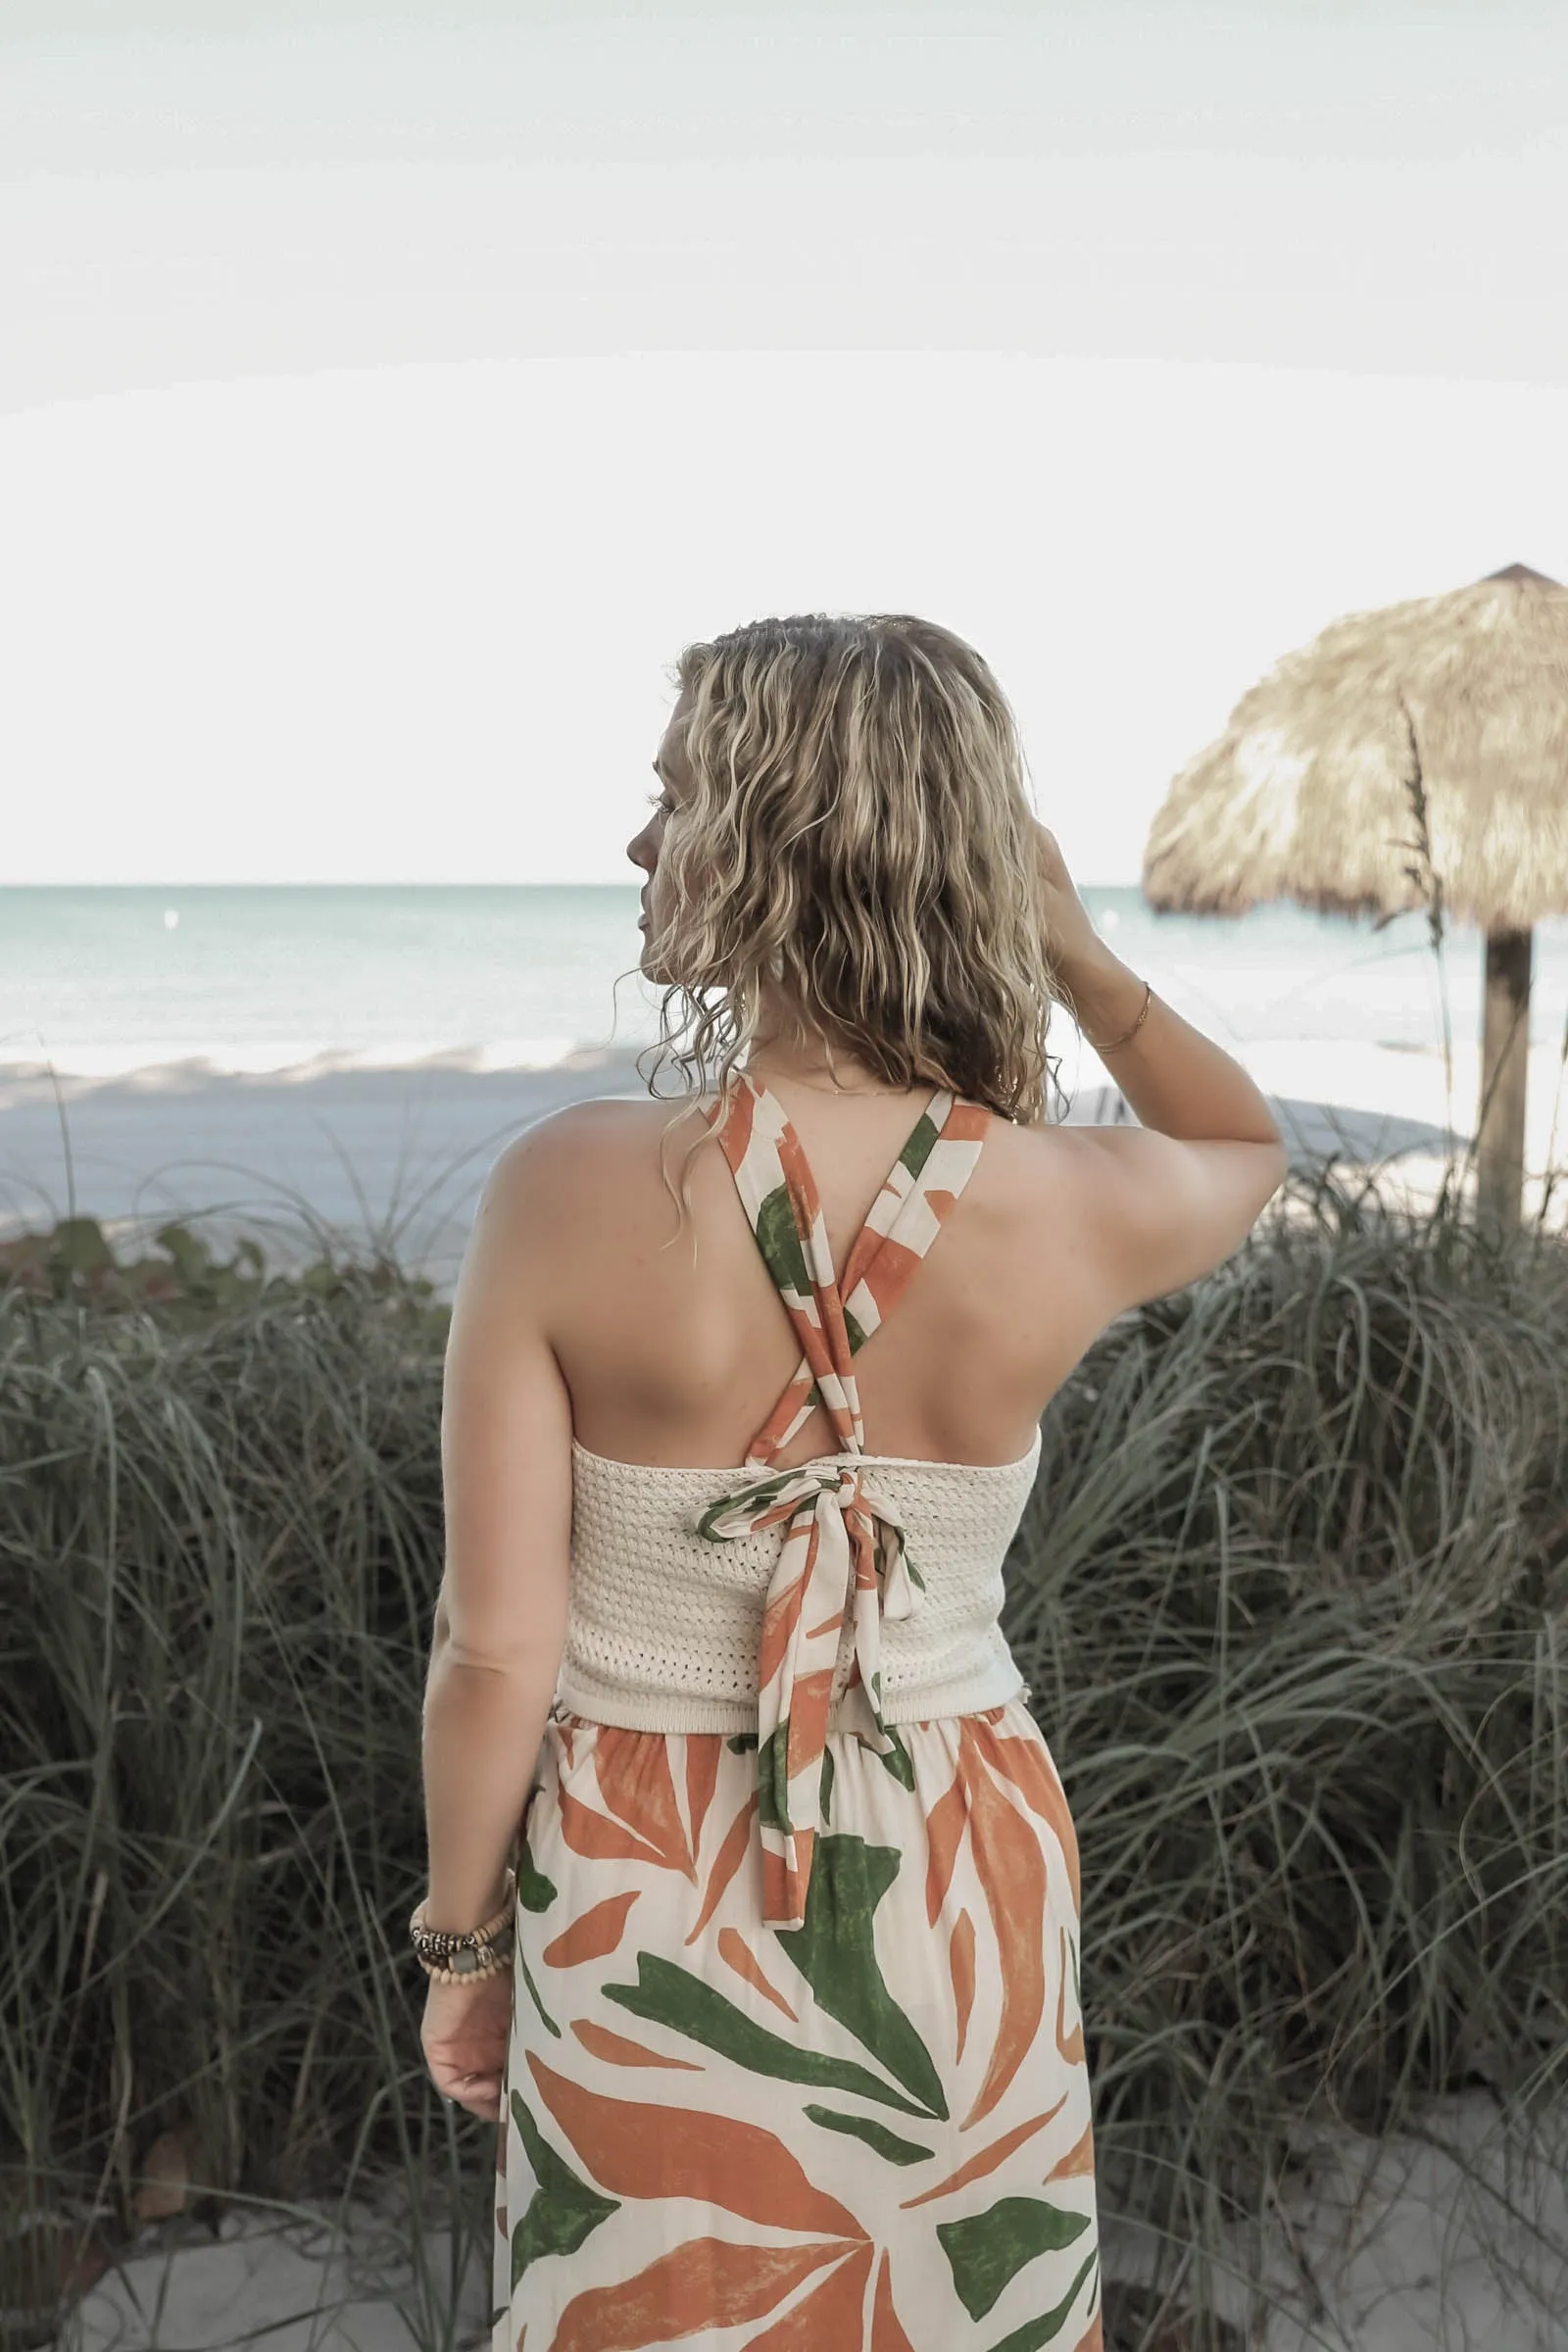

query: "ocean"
xmin=3 ymin=884 xmax=1567 ymax=1081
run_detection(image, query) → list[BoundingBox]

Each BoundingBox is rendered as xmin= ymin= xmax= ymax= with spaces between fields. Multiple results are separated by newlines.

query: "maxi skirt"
xmin=490 ymin=1695 xmax=1102 ymax=2350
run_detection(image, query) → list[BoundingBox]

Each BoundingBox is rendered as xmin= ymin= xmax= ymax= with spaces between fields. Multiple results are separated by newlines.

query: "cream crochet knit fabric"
xmin=554 ymin=1432 xmax=1042 ymax=1733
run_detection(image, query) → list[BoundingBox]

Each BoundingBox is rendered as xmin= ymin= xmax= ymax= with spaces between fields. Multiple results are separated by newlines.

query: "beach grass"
xmin=1 ymin=1175 xmax=1566 ymax=2350
xmin=1006 ymin=1166 xmax=1568 ymax=2339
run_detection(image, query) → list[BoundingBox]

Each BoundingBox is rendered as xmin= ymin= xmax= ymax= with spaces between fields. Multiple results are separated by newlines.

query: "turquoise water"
xmin=2 ymin=884 xmax=1565 ymax=1078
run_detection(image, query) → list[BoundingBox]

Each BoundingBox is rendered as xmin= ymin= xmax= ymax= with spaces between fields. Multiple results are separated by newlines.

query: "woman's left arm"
xmin=422 ymin=1121 xmax=576 ymax=1935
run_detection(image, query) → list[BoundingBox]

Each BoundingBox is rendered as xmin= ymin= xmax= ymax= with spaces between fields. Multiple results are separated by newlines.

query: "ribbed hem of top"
xmin=551 ymin=1662 xmax=1030 ymax=1735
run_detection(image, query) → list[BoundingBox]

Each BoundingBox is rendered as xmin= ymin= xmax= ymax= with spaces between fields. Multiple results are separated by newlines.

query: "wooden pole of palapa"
xmin=1476 ymin=927 xmax=1533 ymax=1236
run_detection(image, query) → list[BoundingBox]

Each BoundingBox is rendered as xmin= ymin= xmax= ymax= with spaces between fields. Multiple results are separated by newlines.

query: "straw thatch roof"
xmin=1144 ymin=564 xmax=1568 ymax=932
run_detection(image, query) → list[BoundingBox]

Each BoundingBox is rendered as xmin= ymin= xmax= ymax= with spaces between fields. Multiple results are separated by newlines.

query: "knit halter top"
xmin=552 ymin=1072 xmax=1040 ymax=1930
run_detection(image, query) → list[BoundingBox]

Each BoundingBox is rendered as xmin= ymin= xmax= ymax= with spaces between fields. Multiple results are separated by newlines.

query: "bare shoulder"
xmin=480 ymin=1094 xmax=716 ymax=1242
xmin=1041 ymin=1118 xmax=1290 ymax=1312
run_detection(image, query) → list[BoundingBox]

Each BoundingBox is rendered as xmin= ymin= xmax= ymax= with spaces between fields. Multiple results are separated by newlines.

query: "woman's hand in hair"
xmin=1030 ymin=819 xmax=1110 ymax=980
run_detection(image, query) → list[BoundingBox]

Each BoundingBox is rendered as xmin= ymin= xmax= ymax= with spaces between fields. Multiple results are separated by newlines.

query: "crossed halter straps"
xmin=695 ymin=1070 xmax=993 ymax=1933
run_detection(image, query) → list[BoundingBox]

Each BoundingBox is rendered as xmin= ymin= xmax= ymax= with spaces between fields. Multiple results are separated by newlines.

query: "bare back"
xmin=529 ymin=1082 xmax=1116 ymax=1473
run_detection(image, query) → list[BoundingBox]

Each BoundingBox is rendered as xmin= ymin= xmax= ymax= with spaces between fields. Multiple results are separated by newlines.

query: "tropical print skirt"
xmin=491 ymin=1696 xmax=1102 ymax=2349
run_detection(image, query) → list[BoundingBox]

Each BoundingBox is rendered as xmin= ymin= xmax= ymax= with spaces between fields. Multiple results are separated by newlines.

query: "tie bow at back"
xmin=697 ymin=1458 xmax=924 ymax=1623
xmin=695 ymin=1072 xmax=991 ymax=1932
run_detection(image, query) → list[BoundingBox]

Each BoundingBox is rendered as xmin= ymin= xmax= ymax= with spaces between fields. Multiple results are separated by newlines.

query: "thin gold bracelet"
xmin=1091 ymin=977 xmax=1153 ymax=1055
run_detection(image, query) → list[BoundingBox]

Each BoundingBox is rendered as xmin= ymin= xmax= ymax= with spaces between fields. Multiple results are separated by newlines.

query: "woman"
xmin=416 ymin=613 xmax=1288 ymax=2349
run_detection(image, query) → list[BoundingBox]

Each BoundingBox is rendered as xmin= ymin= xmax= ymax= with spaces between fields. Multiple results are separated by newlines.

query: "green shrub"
xmin=2 ymin=1175 xmax=1566 ymax=2347
xmin=0 ymin=1228 xmax=461 ymax=2345
xmin=1004 ymin=1166 xmax=1568 ymax=2332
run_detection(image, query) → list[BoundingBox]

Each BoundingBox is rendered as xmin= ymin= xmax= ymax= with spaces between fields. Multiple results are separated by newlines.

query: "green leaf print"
xmin=726 ymin=1731 xmax=760 ymax=1753
xmin=696 ymin=1465 xmax=808 ymax=1542
xmin=604 ymin=1951 xmax=937 ymax=2117
xmin=936 ymin=2194 xmax=1091 ymax=2323
xmin=516 ymin=1840 xmax=558 ymax=1913
xmin=508 ymin=2087 xmax=619 ymax=2291
xmin=818 ymin=1743 xmax=835 ymax=1821
xmin=985 ymin=2247 xmax=1100 ymax=2352
xmin=875 ymin=1723 xmax=915 ymax=1791
xmin=802 ymin=2105 xmax=931 ymax=2165
xmin=757 ymin=1721 xmax=793 ymax=1833
xmin=516 ymin=1943 xmax=560 ymax=2038
xmin=773 ymin=1834 xmax=948 ymax=2121
xmin=755 ymin=1182 xmax=813 ymax=1298
xmin=897 ymin=1111 xmax=939 ymax=1179
xmin=843 ymin=1305 xmax=868 ymax=1352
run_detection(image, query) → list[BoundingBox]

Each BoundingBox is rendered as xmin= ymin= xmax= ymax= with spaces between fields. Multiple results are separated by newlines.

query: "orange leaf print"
xmin=852 ymin=1232 xmax=923 ymax=1326
xmin=543 ymin=1889 xmax=639 ymax=1969
xmin=785 ymin=1669 xmax=835 ymax=1763
xmin=684 ymin=1791 xmax=758 ymax=1945
xmin=950 ymin=1907 xmax=975 ymax=2061
xmin=553 ymin=2234 xmax=851 ymax=2352
xmin=742 ymin=2239 xmax=874 ymax=2349
xmin=1047 ymin=2117 xmax=1096 ymax=2180
xmin=717 ymin=1927 xmax=800 ymax=2021
xmin=923 ymin=1776 xmax=967 ymax=1926
xmin=773 ymin=1132 xmax=828 ymax=1281
xmin=901 ymin=2098 xmax=1068 ymax=2208
xmin=571 ymin=2018 xmax=705 ymax=2071
xmin=755 ymin=1492 xmax=819 ymax=1536
xmin=684 ymin=1734 xmax=720 ymax=1858
xmin=956 ymin=1720 xmax=1048 ymax=2131
xmin=719 ymin=1074 xmax=758 ymax=1161
xmin=758 ymin=1558 xmax=809 ymax=1689
xmin=871 ymin=2247 xmax=918 ymax=2352
xmin=1071 ymin=2320 xmax=1104 ymax=2352
xmin=1055 ymin=1924 xmax=1086 ymax=2066
xmin=528 ymin=2053 xmax=866 ymax=2238
xmin=969 ymin=1715 xmax=1082 ymax=1913
xmin=558 ymin=1788 xmax=670 ymax=1872
xmin=593 ymin=1728 xmax=698 ymax=1880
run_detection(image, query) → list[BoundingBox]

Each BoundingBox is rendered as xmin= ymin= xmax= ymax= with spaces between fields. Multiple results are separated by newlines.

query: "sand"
xmin=55 ymin=2187 xmax=492 ymax=2351
xmin=0 ymin=1042 xmax=657 ymax=1299
xmin=49 ymin=2087 xmax=1568 ymax=2348
xmin=3 ymin=1035 xmax=1564 ymax=1303
xmin=1101 ymin=2087 xmax=1568 ymax=2349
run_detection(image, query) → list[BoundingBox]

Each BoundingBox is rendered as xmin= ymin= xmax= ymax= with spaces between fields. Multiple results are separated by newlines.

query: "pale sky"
xmin=2 ymin=1 xmax=1565 ymax=885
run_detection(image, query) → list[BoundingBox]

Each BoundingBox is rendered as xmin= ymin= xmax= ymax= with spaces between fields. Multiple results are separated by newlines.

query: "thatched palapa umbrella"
xmin=1143 ymin=563 xmax=1568 ymax=1231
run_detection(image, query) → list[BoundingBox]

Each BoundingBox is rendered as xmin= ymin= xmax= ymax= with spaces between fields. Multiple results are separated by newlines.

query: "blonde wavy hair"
xmin=629 ymin=612 xmax=1072 ymax=1235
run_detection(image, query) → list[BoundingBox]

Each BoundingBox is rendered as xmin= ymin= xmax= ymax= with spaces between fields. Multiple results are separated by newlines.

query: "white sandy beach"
xmin=53 ymin=2185 xmax=491 ymax=2352
xmin=49 ymin=2084 xmax=1568 ymax=2349
xmin=2 ymin=1034 xmax=1563 ymax=1303
xmin=0 ymin=1042 xmax=656 ymax=1299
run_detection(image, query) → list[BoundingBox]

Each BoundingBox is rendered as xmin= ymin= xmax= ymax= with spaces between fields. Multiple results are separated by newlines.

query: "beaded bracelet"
xmin=410 ymin=1868 xmax=516 ymax=1984
xmin=1092 ymin=978 xmax=1153 ymax=1055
